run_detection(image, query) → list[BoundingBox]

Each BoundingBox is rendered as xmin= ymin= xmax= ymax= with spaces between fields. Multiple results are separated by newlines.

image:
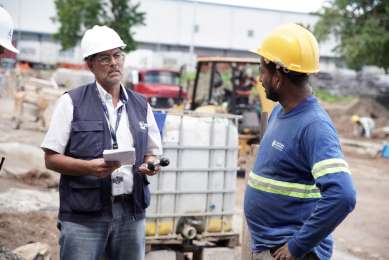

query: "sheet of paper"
xmin=103 ymin=147 xmax=135 ymax=165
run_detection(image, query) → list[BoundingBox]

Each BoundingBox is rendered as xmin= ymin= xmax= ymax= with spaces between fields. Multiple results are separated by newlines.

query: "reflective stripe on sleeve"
xmin=312 ymin=158 xmax=351 ymax=179
xmin=248 ymin=172 xmax=321 ymax=199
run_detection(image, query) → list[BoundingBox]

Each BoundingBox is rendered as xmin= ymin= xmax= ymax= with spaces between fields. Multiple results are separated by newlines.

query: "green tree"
xmin=53 ymin=0 xmax=145 ymax=52
xmin=314 ymin=0 xmax=389 ymax=73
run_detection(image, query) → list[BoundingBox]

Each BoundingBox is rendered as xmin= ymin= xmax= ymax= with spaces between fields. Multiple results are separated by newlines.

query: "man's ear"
xmin=86 ymin=58 xmax=94 ymax=72
xmin=273 ymin=70 xmax=284 ymax=88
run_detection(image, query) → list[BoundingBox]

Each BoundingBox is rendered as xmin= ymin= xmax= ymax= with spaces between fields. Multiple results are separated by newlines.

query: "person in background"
xmin=244 ymin=23 xmax=356 ymax=260
xmin=0 ymin=6 xmax=19 ymax=55
xmin=351 ymin=114 xmax=376 ymax=138
xmin=41 ymin=25 xmax=162 ymax=260
xmin=0 ymin=6 xmax=19 ymax=171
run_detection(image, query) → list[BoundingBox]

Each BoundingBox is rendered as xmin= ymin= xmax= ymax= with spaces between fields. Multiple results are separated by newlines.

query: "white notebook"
xmin=103 ymin=147 xmax=136 ymax=165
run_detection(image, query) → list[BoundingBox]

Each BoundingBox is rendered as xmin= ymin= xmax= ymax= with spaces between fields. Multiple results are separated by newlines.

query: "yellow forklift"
xmin=189 ymin=57 xmax=275 ymax=176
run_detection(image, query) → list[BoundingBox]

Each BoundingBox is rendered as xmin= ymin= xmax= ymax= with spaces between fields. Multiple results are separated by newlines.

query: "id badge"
xmin=111 ymin=171 xmax=125 ymax=196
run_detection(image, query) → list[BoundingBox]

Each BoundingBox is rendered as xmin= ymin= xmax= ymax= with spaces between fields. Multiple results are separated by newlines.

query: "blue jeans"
xmin=58 ymin=203 xmax=145 ymax=260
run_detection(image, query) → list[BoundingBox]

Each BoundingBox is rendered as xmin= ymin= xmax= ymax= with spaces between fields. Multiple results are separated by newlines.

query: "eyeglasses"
xmin=95 ymin=52 xmax=125 ymax=65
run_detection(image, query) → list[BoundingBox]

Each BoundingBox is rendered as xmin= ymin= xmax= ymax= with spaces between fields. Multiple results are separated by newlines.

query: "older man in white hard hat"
xmin=0 ymin=6 xmax=19 ymax=55
xmin=41 ymin=25 xmax=162 ymax=260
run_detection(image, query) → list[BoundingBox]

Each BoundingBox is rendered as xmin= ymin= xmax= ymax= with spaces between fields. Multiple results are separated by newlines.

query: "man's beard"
xmin=264 ymin=79 xmax=280 ymax=102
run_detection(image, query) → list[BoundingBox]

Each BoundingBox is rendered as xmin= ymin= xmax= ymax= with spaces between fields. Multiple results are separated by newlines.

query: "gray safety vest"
xmin=59 ymin=82 xmax=150 ymax=222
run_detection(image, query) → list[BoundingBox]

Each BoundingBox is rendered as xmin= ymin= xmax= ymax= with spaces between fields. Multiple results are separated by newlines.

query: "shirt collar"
xmin=95 ymin=81 xmax=128 ymax=103
xmin=278 ymin=95 xmax=317 ymax=118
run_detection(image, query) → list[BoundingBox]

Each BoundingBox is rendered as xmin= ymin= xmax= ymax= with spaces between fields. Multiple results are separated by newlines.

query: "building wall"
xmin=0 ymin=0 xmax=57 ymax=34
xmin=133 ymin=0 xmax=336 ymax=58
xmin=0 ymin=0 xmax=337 ymax=68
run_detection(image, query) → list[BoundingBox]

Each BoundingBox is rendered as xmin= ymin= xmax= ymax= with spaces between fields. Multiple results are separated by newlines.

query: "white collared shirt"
xmin=41 ymin=82 xmax=162 ymax=194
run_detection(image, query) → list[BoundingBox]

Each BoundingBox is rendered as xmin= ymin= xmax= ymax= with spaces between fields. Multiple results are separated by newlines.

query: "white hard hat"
xmin=81 ymin=25 xmax=126 ymax=59
xmin=0 ymin=7 xmax=19 ymax=54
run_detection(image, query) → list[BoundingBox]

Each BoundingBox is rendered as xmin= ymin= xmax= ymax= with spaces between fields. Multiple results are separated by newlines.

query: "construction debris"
xmin=0 ymin=245 xmax=24 ymax=260
xmin=340 ymin=138 xmax=382 ymax=158
xmin=12 ymin=77 xmax=64 ymax=130
xmin=0 ymin=142 xmax=59 ymax=188
xmin=12 ymin=242 xmax=51 ymax=260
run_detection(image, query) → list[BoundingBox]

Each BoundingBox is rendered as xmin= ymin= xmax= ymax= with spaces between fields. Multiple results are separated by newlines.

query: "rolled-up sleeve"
xmin=146 ymin=104 xmax=163 ymax=156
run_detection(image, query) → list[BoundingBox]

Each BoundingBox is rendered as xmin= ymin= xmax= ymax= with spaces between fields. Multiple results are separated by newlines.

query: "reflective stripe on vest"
xmin=312 ymin=158 xmax=351 ymax=179
xmin=248 ymin=172 xmax=321 ymax=199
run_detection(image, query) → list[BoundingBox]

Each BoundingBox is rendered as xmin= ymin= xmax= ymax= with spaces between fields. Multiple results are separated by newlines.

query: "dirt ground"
xmin=0 ymin=211 xmax=58 ymax=258
xmin=0 ymin=95 xmax=388 ymax=260
xmin=322 ymin=97 xmax=389 ymax=139
xmin=2 ymin=146 xmax=388 ymax=260
xmin=332 ymin=153 xmax=389 ymax=260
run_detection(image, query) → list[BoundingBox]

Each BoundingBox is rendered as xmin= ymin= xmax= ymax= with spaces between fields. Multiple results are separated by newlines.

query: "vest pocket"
xmin=68 ymin=177 xmax=102 ymax=213
xmin=69 ymin=120 xmax=104 ymax=158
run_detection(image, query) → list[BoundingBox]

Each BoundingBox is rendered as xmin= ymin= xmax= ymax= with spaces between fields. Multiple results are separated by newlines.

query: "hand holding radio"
xmin=139 ymin=157 xmax=169 ymax=176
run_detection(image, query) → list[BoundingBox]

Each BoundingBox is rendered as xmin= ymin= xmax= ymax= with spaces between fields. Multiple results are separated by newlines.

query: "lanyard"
xmin=95 ymin=86 xmax=127 ymax=149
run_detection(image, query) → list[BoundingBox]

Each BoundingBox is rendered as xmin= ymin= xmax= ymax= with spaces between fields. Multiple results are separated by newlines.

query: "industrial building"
xmin=0 ymin=0 xmax=337 ymax=69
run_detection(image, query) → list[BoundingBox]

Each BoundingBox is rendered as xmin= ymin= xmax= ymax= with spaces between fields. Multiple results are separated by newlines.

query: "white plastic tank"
xmin=146 ymin=111 xmax=239 ymax=239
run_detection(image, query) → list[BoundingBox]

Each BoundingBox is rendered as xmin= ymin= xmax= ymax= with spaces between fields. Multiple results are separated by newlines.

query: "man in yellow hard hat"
xmin=41 ymin=25 xmax=162 ymax=260
xmin=244 ymin=23 xmax=356 ymax=260
xmin=351 ymin=114 xmax=375 ymax=138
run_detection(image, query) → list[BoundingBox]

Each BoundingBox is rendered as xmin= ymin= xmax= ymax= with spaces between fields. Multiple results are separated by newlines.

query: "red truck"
xmin=126 ymin=68 xmax=187 ymax=108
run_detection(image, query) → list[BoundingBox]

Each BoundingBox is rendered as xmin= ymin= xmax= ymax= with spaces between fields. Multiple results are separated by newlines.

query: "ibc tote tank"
xmin=146 ymin=111 xmax=239 ymax=242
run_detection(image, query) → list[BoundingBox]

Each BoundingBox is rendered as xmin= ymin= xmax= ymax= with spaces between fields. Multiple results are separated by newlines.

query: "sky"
xmin=192 ymin=0 xmax=328 ymax=13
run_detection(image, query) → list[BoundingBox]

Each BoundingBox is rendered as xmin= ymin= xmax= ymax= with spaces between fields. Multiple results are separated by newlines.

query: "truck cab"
xmin=126 ymin=69 xmax=187 ymax=108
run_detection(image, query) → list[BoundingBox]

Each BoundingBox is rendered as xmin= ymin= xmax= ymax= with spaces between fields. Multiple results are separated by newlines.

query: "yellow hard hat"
xmin=253 ymin=23 xmax=320 ymax=74
xmin=351 ymin=115 xmax=360 ymax=123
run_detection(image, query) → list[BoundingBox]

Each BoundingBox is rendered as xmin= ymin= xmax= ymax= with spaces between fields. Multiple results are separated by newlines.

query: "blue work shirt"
xmin=244 ymin=96 xmax=356 ymax=259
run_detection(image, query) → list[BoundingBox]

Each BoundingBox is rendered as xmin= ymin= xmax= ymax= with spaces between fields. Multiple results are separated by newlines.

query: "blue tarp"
xmin=382 ymin=144 xmax=389 ymax=158
xmin=153 ymin=111 xmax=167 ymax=138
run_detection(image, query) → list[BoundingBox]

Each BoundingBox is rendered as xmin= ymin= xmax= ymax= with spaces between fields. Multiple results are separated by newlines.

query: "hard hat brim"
xmin=0 ymin=39 xmax=19 ymax=54
xmin=249 ymin=48 xmax=260 ymax=57
xmin=83 ymin=44 xmax=126 ymax=59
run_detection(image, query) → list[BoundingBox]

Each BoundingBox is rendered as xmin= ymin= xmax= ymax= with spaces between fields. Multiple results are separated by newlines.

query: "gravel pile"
xmin=311 ymin=69 xmax=389 ymax=97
